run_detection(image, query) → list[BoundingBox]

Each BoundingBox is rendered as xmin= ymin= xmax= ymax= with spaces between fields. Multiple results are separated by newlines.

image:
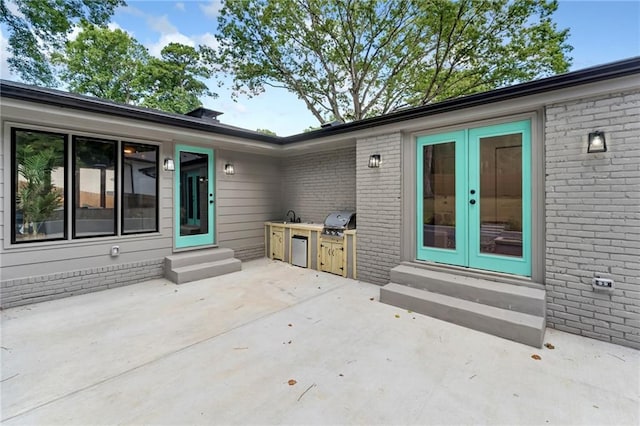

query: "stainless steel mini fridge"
xmin=291 ymin=235 xmax=308 ymax=268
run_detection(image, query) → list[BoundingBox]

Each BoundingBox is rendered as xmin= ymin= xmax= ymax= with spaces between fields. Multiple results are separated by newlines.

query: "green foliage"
xmin=214 ymin=0 xmax=572 ymax=123
xmin=53 ymin=26 xmax=216 ymax=113
xmin=140 ymin=43 xmax=216 ymax=114
xmin=16 ymin=145 xmax=63 ymax=235
xmin=53 ymin=20 xmax=148 ymax=104
xmin=0 ymin=0 xmax=125 ymax=86
xmin=256 ymin=128 xmax=277 ymax=135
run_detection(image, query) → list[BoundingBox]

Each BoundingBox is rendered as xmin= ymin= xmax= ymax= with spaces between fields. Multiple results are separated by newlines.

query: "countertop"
xmin=264 ymin=221 xmax=356 ymax=234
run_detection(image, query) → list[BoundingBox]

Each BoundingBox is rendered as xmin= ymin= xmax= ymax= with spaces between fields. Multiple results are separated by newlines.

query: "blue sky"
xmin=2 ymin=1 xmax=639 ymax=135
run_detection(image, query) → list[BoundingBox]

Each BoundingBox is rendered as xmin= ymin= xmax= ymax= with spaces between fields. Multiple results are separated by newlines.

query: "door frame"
xmin=416 ymin=119 xmax=532 ymax=277
xmin=174 ymin=144 xmax=215 ymax=249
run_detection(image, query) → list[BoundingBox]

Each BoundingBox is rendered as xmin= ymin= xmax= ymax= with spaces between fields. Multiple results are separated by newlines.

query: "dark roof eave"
xmin=0 ymin=82 xmax=283 ymax=144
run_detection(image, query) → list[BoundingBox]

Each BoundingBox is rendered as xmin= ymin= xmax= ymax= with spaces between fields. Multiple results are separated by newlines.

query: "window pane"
xmin=73 ymin=136 xmax=117 ymax=237
xmin=422 ymin=142 xmax=456 ymax=249
xmin=122 ymin=143 xmax=158 ymax=233
xmin=13 ymin=129 xmax=66 ymax=243
xmin=479 ymin=133 xmax=523 ymax=257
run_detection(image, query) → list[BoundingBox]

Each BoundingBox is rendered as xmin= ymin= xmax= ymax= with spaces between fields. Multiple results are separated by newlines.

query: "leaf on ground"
xmin=394 ymin=314 xmax=400 ymax=318
xmin=407 ymin=310 xmax=412 ymax=313
xmin=288 ymin=379 xmax=297 ymax=386
xmin=369 ymin=297 xmax=374 ymax=301
xmin=288 ymin=323 xmax=293 ymax=327
xmin=544 ymin=343 xmax=555 ymax=349
xmin=531 ymin=354 xmax=542 ymax=360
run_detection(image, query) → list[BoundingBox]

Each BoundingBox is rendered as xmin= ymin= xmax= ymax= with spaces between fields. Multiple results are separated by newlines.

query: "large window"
xmin=12 ymin=129 xmax=67 ymax=243
xmin=73 ymin=136 xmax=117 ymax=238
xmin=122 ymin=143 xmax=159 ymax=233
xmin=10 ymin=127 xmax=159 ymax=244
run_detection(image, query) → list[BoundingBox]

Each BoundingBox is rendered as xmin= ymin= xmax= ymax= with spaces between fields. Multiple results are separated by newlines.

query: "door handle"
xmin=470 ymin=199 xmax=476 ymax=205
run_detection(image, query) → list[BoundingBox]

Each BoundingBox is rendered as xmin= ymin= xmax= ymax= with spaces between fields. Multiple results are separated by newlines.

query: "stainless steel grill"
xmin=322 ymin=211 xmax=356 ymax=237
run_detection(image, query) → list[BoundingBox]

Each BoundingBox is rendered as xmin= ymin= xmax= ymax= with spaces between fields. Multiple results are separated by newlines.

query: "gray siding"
xmin=355 ymin=133 xmax=402 ymax=284
xmin=545 ymin=89 xmax=640 ymax=349
xmin=281 ymin=146 xmax=356 ymax=223
xmin=216 ymin=150 xmax=281 ymax=260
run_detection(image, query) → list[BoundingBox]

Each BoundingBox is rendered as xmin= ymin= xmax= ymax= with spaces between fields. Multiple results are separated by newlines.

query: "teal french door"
xmin=175 ymin=145 xmax=215 ymax=248
xmin=417 ymin=120 xmax=531 ymax=276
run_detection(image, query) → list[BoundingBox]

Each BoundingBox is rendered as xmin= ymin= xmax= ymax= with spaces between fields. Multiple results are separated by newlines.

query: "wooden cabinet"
xmin=319 ymin=239 xmax=345 ymax=277
xmin=270 ymin=227 xmax=285 ymax=260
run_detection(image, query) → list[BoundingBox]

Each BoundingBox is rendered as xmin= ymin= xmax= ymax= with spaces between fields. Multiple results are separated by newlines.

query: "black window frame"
xmin=11 ymin=127 xmax=68 ymax=244
xmin=121 ymin=141 xmax=160 ymax=235
xmin=71 ymin=135 xmax=119 ymax=239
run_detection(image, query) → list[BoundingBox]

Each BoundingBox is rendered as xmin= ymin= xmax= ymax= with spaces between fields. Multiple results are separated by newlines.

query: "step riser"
xmin=380 ymin=286 xmax=545 ymax=348
xmin=390 ymin=268 xmax=544 ymax=317
xmin=166 ymin=259 xmax=241 ymax=284
xmin=165 ymin=248 xmax=235 ymax=270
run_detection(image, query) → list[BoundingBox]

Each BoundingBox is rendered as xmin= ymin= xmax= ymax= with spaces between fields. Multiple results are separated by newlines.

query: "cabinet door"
xmin=272 ymin=229 xmax=284 ymax=260
xmin=319 ymin=241 xmax=333 ymax=273
xmin=331 ymin=242 xmax=345 ymax=276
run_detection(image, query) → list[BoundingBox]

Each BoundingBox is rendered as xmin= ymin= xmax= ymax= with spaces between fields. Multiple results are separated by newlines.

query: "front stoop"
xmin=380 ymin=264 xmax=546 ymax=348
xmin=164 ymin=248 xmax=241 ymax=284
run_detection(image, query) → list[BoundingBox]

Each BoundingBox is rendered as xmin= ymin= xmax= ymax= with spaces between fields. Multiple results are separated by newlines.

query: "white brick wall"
xmin=356 ymin=133 xmax=402 ymax=284
xmin=281 ymin=147 xmax=356 ymax=223
xmin=545 ymin=90 xmax=640 ymax=349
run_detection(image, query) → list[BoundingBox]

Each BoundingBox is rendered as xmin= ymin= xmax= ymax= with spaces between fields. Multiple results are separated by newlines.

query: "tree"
xmin=141 ymin=43 xmax=216 ymax=114
xmin=214 ymin=0 xmax=572 ymax=123
xmin=54 ymin=26 xmax=216 ymax=114
xmin=0 ymin=0 xmax=124 ymax=86
xmin=256 ymin=128 xmax=277 ymax=135
xmin=53 ymin=21 xmax=149 ymax=104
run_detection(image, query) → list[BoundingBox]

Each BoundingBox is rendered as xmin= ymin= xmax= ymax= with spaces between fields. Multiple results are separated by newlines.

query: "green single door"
xmin=175 ymin=145 xmax=215 ymax=248
xmin=417 ymin=120 xmax=531 ymax=277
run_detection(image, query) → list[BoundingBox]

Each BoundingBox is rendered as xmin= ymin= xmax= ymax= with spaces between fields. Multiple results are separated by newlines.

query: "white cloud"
xmin=175 ymin=2 xmax=185 ymax=11
xmin=5 ymin=0 xmax=25 ymax=19
xmin=192 ymin=32 xmax=219 ymax=50
xmin=232 ymin=102 xmax=248 ymax=113
xmin=199 ymin=0 xmax=223 ymax=19
xmin=148 ymin=33 xmax=196 ymax=57
xmin=147 ymin=15 xmax=178 ymax=35
xmin=67 ymin=24 xmax=82 ymax=41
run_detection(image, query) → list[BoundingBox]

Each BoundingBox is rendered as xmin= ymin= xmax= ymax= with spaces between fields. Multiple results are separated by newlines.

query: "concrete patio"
xmin=1 ymin=258 xmax=638 ymax=425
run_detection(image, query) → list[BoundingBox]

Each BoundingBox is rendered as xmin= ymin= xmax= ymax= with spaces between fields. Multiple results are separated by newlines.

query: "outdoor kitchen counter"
xmin=264 ymin=222 xmax=356 ymax=278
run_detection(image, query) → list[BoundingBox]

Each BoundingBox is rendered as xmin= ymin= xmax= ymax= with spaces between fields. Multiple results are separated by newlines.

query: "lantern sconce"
xmin=587 ymin=131 xmax=607 ymax=153
xmin=224 ymin=163 xmax=235 ymax=175
xmin=163 ymin=158 xmax=175 ymax=171
xmin=368 ymin=154 xmax=381 ymax=168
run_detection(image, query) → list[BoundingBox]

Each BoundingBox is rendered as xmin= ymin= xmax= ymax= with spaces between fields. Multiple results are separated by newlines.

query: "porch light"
xmin=163 ymin=158 xmax=175 ymax=171
xmin=224 ymin=163 xmax=235 ymax=175
xmin=368 ymin=154 xmax=381 ymax=168
xmin=588 ymin=131 xmax=606 ymax=153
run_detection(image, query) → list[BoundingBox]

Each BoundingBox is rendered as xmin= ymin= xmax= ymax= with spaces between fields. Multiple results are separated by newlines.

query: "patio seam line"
xmin=1 ymin=278 xmax=350 ymax=423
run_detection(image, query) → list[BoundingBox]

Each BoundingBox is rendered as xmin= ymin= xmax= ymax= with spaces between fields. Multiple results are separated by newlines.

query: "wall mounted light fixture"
xmin=368 ymin=154 xmax=381 ymax=168
xmin=224 ymin=163 xmax=235 ymax=175
xmin=163 ymin=158 xmax=175 ymax=171
xmin=588 ymin=131 xmax=607 ymax=153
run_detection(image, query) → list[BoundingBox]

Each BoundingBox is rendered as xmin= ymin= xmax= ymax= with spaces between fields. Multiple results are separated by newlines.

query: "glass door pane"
xmin=479 ymin=134 xmax=522 ymax=257
xmin=175 ymin=145 xmax=215 ymax=248
xmin=422 ymin=142 xmax=457 ymax=249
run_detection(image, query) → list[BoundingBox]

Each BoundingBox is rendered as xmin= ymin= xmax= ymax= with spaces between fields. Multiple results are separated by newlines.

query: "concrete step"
xmin=166 ymin=258 xmax=242 ymax=285
xmin=165 ymin=248 xmax=235 ymax=270
xmin=380 ymin=283 xmax=545 ymax=348
xmin=390 ymin=264 xmax=545 ymax=317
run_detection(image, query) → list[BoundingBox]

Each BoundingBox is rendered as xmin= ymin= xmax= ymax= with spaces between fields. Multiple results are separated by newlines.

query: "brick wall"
xmin=545 ymin=90 xmax=640 ymax=349
xmin=0 ymin=259 xmax=164 ymax=308
xmin=356 ymin=133 xmax=402 ymax=284
xmin=281 ymin=147 xmax=356 ymax=223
